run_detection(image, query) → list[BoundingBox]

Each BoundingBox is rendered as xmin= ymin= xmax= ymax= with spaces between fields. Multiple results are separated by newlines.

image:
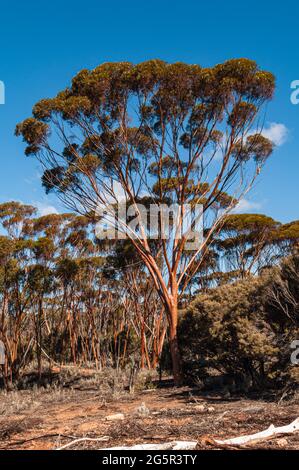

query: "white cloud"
xmin=34 ymin=201 xmax=59 ymax=216
xmin=261 ymin=122 xmax=288 ymax=146
xmin=112 ymin=180 xmax=127 ymax=202
xmin=213 ymin=122 xmax=288 ymax=163
xmin=232 ymin=198 xmax=262 ymax=214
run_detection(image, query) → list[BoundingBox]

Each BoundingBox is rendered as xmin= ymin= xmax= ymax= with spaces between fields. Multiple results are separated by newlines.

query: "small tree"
xmin=215 ymin=213 xmax=281 ymax=278
xmin=16 ymin=59 xmax=275 ymax=384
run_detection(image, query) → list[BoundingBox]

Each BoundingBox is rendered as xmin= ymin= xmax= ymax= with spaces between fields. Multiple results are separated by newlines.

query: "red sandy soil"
xmin=1 ymin=379 xmax=299 ymax=450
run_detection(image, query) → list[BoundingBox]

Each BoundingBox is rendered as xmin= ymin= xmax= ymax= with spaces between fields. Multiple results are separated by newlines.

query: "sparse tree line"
xmin=0 ymin=200 xmax=298 ymax=389
xmin=0 ymin=201 xmax=167 ymax=386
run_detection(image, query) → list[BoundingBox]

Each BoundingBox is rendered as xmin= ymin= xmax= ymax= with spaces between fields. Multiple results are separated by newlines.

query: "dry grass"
xmin=0 ymin=365 xmax=157 ymax=417
xmin=1 ymin=368 xmax=299 ymax=450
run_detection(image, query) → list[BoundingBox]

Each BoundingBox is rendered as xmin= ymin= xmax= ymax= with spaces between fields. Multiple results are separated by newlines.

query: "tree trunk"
xmin=168 ymin=305 xmax=183 ymax=386
xmin=151 ymin=309 xmax=167 ymax=369
xmin=36 ymin=298 xmax=43 ymax=380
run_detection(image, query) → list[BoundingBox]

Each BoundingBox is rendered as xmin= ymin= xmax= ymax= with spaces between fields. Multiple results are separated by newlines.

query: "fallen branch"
xmin=0 ymin=433 xmax=77 ymax=449
xmin=100 ymin=441 xmax=198 ymax=450
xmin=55 ymin=436 xmax=110 ymax=450
xmin=214 ymin=417 xmax=299 ymax=446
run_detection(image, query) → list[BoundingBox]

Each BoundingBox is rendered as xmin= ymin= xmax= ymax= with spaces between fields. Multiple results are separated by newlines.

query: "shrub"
xmin=179 ymin=255 xmax=299 ymax=391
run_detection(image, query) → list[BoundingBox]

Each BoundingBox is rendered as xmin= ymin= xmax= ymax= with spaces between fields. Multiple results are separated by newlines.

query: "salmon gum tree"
xmin=16 ymin=59 xmax=275 ymax=384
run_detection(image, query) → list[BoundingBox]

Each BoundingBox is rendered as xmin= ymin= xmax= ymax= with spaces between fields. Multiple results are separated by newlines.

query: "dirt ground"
xmin=1 ymin=373 xmax=299 ymax=450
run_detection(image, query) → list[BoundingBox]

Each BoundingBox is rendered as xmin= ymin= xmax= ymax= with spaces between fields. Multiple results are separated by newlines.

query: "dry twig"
xmin=55 ymin=436 xmax=110 ymax=450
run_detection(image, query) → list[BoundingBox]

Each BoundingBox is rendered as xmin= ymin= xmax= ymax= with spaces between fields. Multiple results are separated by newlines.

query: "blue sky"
xmin=0 ymin=0 xmax=298 ymax=222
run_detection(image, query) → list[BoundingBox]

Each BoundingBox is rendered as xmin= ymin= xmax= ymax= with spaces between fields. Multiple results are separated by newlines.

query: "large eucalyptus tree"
xmin=16 ymin=59 xmax=275 ymax=383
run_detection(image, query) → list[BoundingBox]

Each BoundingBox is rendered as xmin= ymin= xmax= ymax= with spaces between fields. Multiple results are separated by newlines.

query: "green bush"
xmin=179 ymin=255 xmax=299 ymax=391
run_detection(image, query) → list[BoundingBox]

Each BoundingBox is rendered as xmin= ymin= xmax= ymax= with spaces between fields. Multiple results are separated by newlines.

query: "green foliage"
xmin=214 ymin=213 xmax=283 ymax=279
xmin=27 ymin=264 xmax=53 ymax=293
xmin=179 ymin=254 xmax=299 ymax=390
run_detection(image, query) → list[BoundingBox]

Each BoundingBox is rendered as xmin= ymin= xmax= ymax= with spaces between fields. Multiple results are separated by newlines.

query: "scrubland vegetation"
xmin=0 ymin=201 xmax=298 ymax=395
xmin=1 ymin=59 xmax=298 ymax=450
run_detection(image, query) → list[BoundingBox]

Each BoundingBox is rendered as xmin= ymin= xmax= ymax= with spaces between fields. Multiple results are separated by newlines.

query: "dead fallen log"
xmin=100 ymin=441 xmax=198 ymax=450
xmin=214 ymin=417 xmax=299 ymax=446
